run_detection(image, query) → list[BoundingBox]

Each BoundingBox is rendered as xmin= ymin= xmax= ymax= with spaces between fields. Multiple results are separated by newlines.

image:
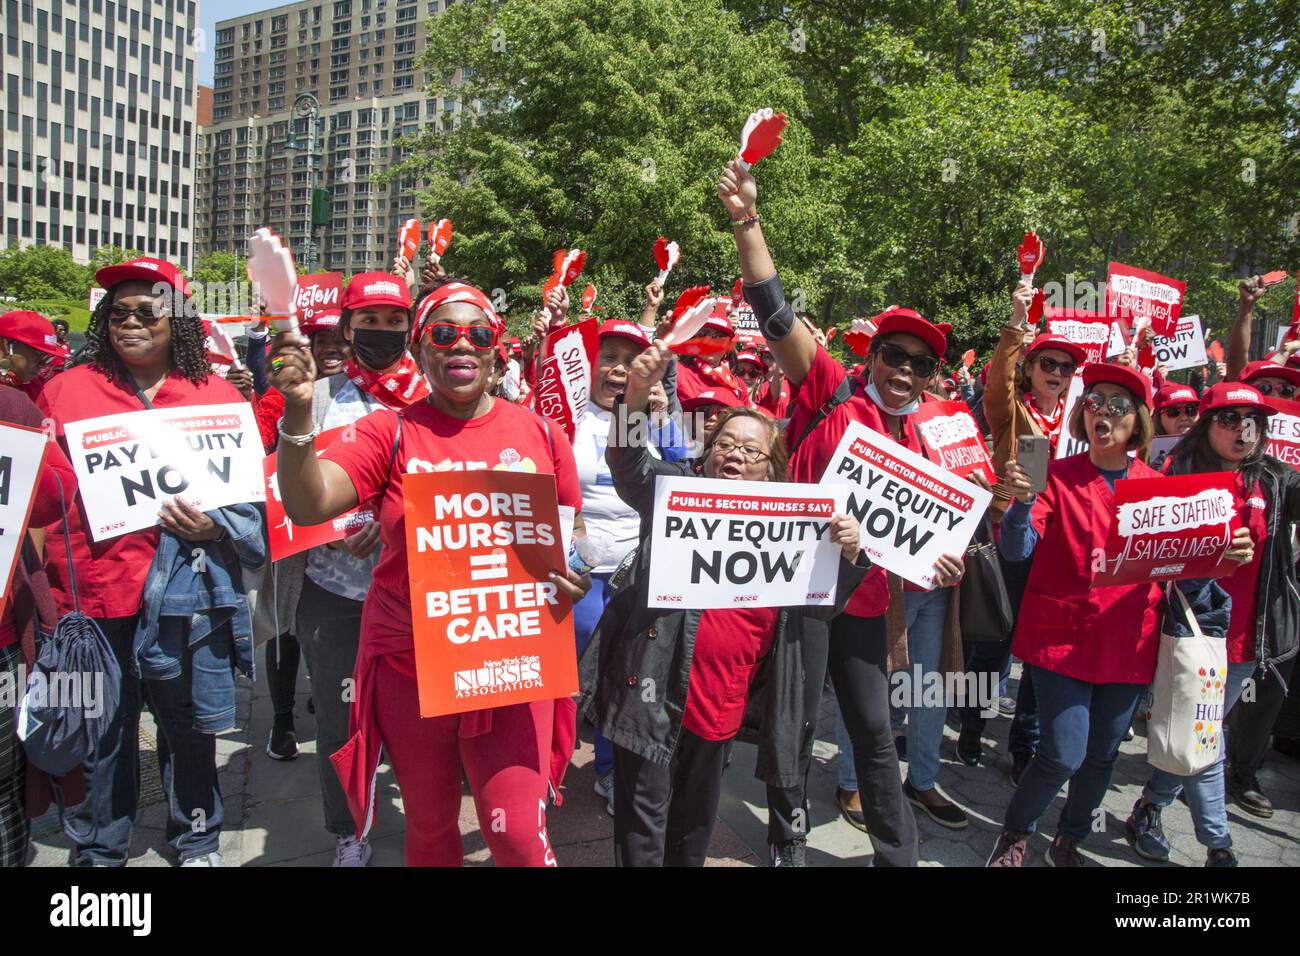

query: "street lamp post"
xmin=286 ymin=93 xmax=325 ymax=273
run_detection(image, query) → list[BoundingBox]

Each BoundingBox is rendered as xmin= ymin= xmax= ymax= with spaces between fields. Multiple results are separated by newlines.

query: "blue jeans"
xmin=574 ymin=572 xmax=615 ymax=778
xmin=1003 ymin=665 xmax=1144 ymax=842
xmin=888 ymin=589 xmax=952 ymax=791
xmin=1142 ymin=659 xmax=1256 ymax=850
xmin=65 ymin=616 xmax=223 ymax=866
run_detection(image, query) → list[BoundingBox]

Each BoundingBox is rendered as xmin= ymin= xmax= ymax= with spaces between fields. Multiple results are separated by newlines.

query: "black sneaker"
xmin=1009 ymin=750 xmax=1032 ymax=787
xmin=266 ymin=718 xmax=300 ymax=761
xmin=1206 ymin=847 xmax=1238 ymax=867
xmin=1228 ymin=773 xmax=1273 ymax=819
xmin=770 ymin=836 xmax=807 ymax=867
xmin=904 ymin=780 xmax=968 ymax=829
xmin=956 ymin=727 xmax=982 ymax=766
xmin=1124 ymin=799 xmax=1170 ymax=862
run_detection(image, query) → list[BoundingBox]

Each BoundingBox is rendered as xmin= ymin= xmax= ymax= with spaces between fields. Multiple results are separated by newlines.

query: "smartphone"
xmin=1017 ymin=436 xmax=1050 ymax=494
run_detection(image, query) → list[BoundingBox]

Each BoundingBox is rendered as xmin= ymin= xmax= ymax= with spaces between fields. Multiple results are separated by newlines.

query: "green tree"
xmin=0 ymin=244 xmax=89 ymax=300
xmin=88 ymin=244 xmax=142 ymax=276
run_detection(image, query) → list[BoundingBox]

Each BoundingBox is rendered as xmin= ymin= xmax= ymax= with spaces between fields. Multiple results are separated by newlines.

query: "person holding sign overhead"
xmin=716 ymin=156 xmax=966 ymax=864
xmin=38 ymin=257 xmax=257 ymax=868
xmin=1125 ymin=381 xmax=1300 ymax=863
xmin=987 ymin=363 xmax=1253 ymax=867
xmin=269 ymin=280 xmax=590 ymax=868
xmin=587 ymin=339 xmax=868 ymax=866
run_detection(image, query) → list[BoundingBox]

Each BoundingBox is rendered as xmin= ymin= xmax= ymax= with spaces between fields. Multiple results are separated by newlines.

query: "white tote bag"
xmin=1146 ymin=586 xmax=1229 ymax=777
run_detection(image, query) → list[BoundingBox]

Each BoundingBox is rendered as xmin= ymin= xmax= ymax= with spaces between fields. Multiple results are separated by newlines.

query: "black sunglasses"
xmin=875 ymin=342 xmax=939 ymax=379
xmin=1162 ymin=404 xmax=1199 ymax=419
xmin=1254 ymin=381 xmax=1297 ymax=399
xmin=1034 ymin=356 xmax=1076 ymax=377
xmin=1211 ymin=409 xmax=1265 ymax=431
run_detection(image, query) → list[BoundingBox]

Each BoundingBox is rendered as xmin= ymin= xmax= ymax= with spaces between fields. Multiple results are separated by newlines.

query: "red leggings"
xmin=373 ymin=656 xmax=557 ymax=867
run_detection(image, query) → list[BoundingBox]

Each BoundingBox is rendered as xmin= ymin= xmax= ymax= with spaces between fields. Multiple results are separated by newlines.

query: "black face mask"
xmin=349 ymin=326 xmax=408 ymax=370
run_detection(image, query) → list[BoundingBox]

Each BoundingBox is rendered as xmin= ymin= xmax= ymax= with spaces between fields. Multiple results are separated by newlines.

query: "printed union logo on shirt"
xmin=402 ymin=469 xmax=577 ymax=717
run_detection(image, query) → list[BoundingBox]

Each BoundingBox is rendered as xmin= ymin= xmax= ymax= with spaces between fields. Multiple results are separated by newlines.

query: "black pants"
xmin=765 ymin=617 xmax=829 ymax=845
xmin=827 ymin=613 xmax=918 ymax=867
xmin=1228 ymin=656 xmax=1296 ymax=780
xmin=613 ymin=730 xmax=729 ymax=866
xmin=264 ymin=630 xmax=300 ymax=722
xmin=0 ymin=643 xmax=29 ymax=868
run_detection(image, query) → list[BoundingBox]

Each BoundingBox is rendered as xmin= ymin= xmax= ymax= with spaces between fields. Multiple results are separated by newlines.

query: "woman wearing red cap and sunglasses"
xmin=988 ymin=363 xmax=1254 ymax=867
xmin=1124 ymin=381 xmax=1300 ymax=865
xmin=717 ymin=158 xmax=966 ymax=865
xmin=270 ymin=280 xmax=589 ymax=867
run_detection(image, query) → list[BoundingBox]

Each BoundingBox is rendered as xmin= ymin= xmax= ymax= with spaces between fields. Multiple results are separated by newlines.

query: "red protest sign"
xmin=1207 ymin=339 xmax=1225 ymax=364
xmin=1045 ymin=307 xmax=1113 ymax=366
xmin=912 ymin=401 xmax=996 ymax=483
xmin=535 ymin=317 xmax=598 ymax=441
xmin=1265 ymin=395 xmax=1300 ymax=470
xmin=1018 ymin=231 xmax=1045 ymax=280
xmin=264 ymin=426 xmax=377 ymax=560
xmin=398 ymin=218 xmax=421 ymax=262
xmin=294 ymin=272 xmax=343 ymax=329
xmin=428 ymin=218 xmax=452 ymax=262
xmin=738 ymin=108 xmax=788 ymax=169
xmin=961 ymin=349 xmax=976 ymax=369
xmin=1092 ymin=473 xmax=1240 ymax=586
xmin=403 ymin=470 xmax=577 ymax=718
xmin=1106 ymin=262 xmax=1186 ymax=338
xmin=580 ymin=283 xmax=597 ymax=313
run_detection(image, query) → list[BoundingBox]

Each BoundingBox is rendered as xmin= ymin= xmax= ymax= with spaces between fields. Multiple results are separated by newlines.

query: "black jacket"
xmin=577 ymin=410 xmax=869 ymax=788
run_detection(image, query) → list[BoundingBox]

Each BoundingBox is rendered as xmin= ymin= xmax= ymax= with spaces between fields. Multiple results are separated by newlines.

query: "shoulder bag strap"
xmin=788 ymin=375 xmax=855 ymax=456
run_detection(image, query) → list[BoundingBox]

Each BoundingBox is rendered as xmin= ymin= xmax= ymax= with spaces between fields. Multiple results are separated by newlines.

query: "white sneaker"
xmin=180 ymin=852 xmax=222 ymax=867
xmin=334 ymin=835 xmax=372 ymax=867
xmin=594 ymin=772 xmax=615 ymax=817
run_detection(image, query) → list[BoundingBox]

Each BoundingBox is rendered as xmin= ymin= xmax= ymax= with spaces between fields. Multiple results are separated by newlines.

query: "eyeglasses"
xmin=1254 ymin=381 xmax=1297 ymax=399
xmin=1082 ymin=392 xmax=1136 ymax=418
xmin=738 ymin=368 xmax=762 ymax=380
xmin=1162 ymin=404 xmax=1199 ymax=419
xmin=711 ymin=437 xmax=770 ymax=464
xmin=1211 ymin=409 xmax=1264 ymax=431
xmin=107 ymin=304 xmax=167 ymax=326
xmin=423 ymin=322 xmax=499 ymax=350
xmin=875 ymin=342 xmax=939 ymax=379
xmin=1034 ymin=356 xmax=1076 ymax=377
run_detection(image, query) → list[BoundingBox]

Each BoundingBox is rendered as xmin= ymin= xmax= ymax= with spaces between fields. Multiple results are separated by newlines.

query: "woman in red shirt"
xmin=269 ymin=281 xmax=590 ymax=867
xmin=987 ymin=363 xmax=1253 ymax=867
xmin=38 ymin=257 xmax=251 ymax=868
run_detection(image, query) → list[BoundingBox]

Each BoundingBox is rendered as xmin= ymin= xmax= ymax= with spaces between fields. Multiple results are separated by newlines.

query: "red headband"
xmin=413 ymin=282 xmax=505 ymax=346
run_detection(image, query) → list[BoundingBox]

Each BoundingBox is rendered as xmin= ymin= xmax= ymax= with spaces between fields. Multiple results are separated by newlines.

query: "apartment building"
xmin=0 ymin=0 xmax=200 ymax=267
xmin=197 ymin=0 xmax=467 ymax=273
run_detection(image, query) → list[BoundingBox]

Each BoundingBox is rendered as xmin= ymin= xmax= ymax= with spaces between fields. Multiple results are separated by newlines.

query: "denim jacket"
xmin=134 ymin=504 xmax=266 ymax=733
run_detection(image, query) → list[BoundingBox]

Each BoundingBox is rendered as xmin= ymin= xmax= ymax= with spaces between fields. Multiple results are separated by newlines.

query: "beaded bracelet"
xmin=731 ymin=212 xmax=761 ymax=228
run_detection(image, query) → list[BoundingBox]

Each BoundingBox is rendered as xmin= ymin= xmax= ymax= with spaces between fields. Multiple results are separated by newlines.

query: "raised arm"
xmin=1226 ymin=275 xmax=1273 ymax=381
xmin=716 ymin=157 xmax=817 ymax=387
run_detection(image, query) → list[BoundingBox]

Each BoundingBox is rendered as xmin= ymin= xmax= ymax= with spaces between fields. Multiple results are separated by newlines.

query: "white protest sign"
xmin=646 ymin=476 xmax=847 ymax=609
xmin=1055 ymin=375 xmax=1088 ymax=459
xmin=822 ymin=422 xmax=991 ymax=589
xmin=0 ymin=423 xmax=49 ymax=608
xmin=63 ymin=404 xmax=266 ymax=541
xmin=1108 ymin=315 xmax=1207 ymax=372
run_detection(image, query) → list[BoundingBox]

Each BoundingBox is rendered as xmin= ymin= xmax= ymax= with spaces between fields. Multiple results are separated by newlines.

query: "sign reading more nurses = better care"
xmin=62 ymin=404 xmax=265 ymax=541
xmin=1092 ymin=473 xmax=1240 ymax=587
xmin=403 ymin=470 xmax=578 ymax=718
xmin=0 ymin=423 xmax=49 ymax=614
xmin=646 ymin=477 xmax=848 ymax=610
xmin=823 ymin=421 xmax=991 ymax=589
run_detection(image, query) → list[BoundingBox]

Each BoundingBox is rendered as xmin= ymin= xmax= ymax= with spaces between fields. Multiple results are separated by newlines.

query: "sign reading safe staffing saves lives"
xmin=402 ymin=470 xmax=578 ymax=718
xmin=63 ymin=404 xmax=265 ymax=541
xmin=823 ymin=421 xmax=991 ymax=589
xmin=646 ymin=476 xmax=848 ymax=609
xmin=0 ymin=422 xmax=49 ymax=615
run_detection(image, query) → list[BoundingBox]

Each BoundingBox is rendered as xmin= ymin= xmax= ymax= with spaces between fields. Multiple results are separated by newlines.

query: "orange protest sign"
xmin=402 ymin=470 xmax=578 ymax=718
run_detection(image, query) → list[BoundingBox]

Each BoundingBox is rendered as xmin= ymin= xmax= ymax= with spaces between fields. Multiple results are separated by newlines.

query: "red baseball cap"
xmin=735 ymin=350 xmax=766 ymax=369
xmin=1198 ymin=381 xmax=1278 ymax=417
xmin=1027 ymin=332 xmax=1087 ymax=366
xmin=1081 ymin=362 xmax=1153 ymax=408
xmin=342 ymin=272 xmax=412 ymax=311
xmin=1240 ymin=360 xmax=1300 ymax=389
xmin=871 ymin=307 xmax=949 ymax=359
xmin=1153 ymin=382 xmax=1201 ymax=414
xmin=597 ymin=320 xmax=650 ymax=351
xmin=0 ymin=310 xmax=68 ymax=357
xmin=94 ymin=256 xmax=190 ymax=299
xmin=702 ymin=305 xmax=735 ymax=337
xmin=681 ymin=388 xmax=747 ymax=412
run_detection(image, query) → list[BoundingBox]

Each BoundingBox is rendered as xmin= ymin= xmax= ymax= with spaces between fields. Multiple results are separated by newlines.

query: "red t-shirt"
xmin=1223 ymin=475 xmax=1268 ymax=663
xmin=682 ymin=606 xmax=779 ymax=741
xmin=786 ymin=347 xmax=931 ymax=616
xmin=322 ymin=398 xmax=582 ymax=643
xmin=254 ymin=387 xmax=285 ymax=453
xmin=0 ymin=386 xmax=79 ymax=647
xmin=756 ymin=379 xmax=791 ymax=418
xmin=37 ymin=365 xmax=247 ymax=619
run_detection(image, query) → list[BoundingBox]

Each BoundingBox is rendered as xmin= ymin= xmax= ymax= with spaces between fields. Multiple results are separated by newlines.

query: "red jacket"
xmin=1012 ymin=453 xmax=1164 ymax=685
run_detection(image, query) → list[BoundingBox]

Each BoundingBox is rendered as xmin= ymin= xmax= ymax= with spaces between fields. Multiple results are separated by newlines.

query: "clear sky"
xmin=198 ymin=0 xmax=297 ymax=85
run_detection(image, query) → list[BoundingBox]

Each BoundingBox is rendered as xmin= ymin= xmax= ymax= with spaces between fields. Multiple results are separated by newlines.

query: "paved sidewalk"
xmin=29 ymin=661 xmax=1299 ymax=867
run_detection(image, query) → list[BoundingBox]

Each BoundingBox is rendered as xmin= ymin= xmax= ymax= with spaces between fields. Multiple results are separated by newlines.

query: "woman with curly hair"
xmin=38 ymin=257 xmax=258 ymax=867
